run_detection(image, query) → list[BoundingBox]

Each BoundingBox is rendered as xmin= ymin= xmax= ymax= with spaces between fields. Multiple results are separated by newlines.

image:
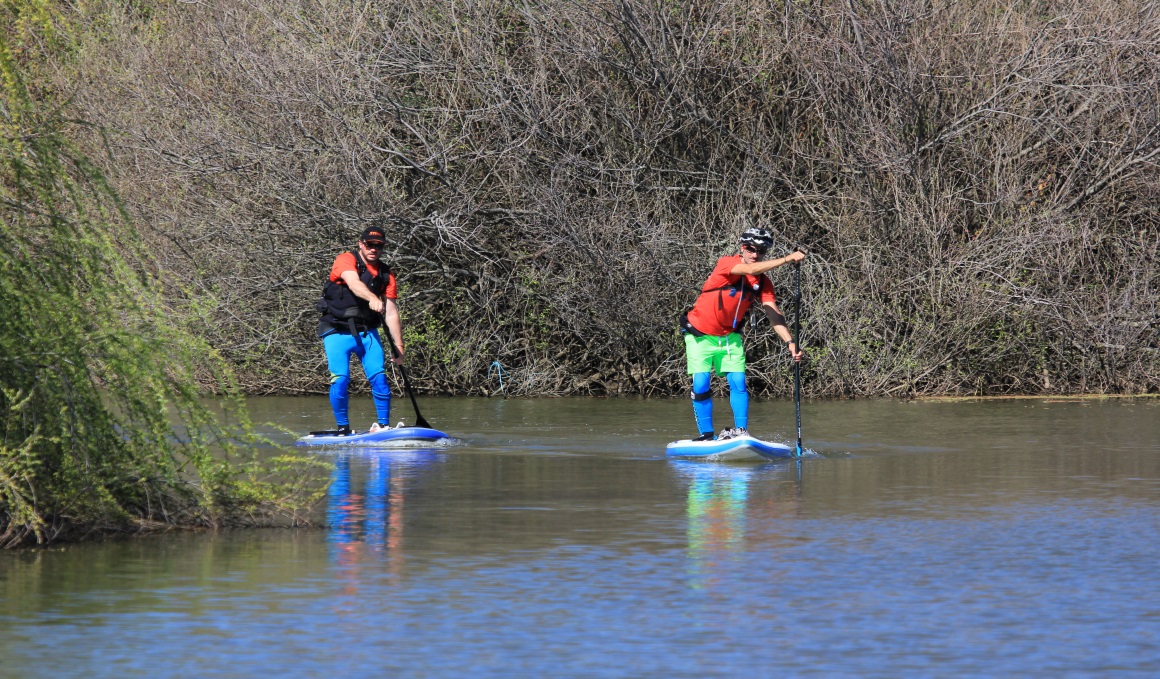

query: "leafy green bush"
xmin=0 ymin=4 xmax=325 ymax=548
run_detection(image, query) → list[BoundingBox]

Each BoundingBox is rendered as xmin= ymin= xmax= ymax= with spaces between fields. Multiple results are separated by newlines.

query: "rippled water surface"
xmin=2 ymin=396 xmax=1158 ymax=677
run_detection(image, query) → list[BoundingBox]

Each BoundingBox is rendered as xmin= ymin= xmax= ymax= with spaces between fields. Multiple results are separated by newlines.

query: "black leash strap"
xmin=348 ymin=318 xmax=365 ymax=354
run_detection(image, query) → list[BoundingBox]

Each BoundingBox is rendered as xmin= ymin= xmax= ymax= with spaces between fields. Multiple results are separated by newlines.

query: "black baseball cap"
xmin=360 ymin=226 xmax=386 ymax=244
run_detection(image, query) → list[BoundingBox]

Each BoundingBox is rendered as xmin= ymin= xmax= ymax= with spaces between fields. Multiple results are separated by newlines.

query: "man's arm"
xmin=730 ymin=250 xmax=806 ymax=276
xmin=382 ymin=297 xmax=404 ymax=364
xmin=339 ymin=270 xmax=385 ymax=313
xmin=761 ymin=301 xmax=803 ymax=361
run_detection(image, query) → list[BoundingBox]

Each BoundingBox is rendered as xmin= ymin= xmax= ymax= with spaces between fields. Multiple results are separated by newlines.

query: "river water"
xmin=2 ymin=396 xmax=1158 ymax=677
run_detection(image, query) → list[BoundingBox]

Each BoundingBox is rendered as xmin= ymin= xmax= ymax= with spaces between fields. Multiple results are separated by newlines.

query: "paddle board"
xmin=296 ymin=425 xmax=451 ymax=448
xmin=665 ymin=435 xmax=794 ymax=461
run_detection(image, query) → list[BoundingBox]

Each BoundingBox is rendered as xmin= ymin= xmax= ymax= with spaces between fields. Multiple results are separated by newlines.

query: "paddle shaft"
xmin=793 ymin=261 xmax=803 ymax=457
xmin=378 ymin=318 xmax=432 ymax=429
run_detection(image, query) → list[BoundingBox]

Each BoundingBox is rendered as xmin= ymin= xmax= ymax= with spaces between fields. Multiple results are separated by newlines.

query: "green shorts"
xmin=684 ymin=332 xmax=746 ymax=375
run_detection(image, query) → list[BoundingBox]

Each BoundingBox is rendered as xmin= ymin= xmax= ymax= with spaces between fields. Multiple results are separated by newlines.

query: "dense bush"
xmin=0 ymin=4 xmax=324 ymax=548
xmin=57 ymin=0 xmax=1159 ymax=397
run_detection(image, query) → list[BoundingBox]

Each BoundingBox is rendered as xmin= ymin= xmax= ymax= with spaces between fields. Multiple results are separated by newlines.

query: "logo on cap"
xmin=361 ymin=227 xmax=386 ymax=243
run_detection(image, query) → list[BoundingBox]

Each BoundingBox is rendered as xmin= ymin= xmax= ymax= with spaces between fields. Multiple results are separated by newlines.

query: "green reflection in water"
xmin=681 ymin=464 xmax=753 ymax=589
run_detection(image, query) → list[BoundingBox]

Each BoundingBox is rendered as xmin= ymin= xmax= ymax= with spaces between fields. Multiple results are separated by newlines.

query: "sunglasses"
xmin=742 ymin=244 xmax=768 ymax=255
xmin=363 ymin=241 xmax=385 ymax=249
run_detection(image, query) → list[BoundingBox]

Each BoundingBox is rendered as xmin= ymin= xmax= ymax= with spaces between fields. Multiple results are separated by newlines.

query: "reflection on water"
xmin=327 ymin=451 xmax=443 ymax=574
xmin=678 ymin=462 xmax=752 ymax=589
xmin=675 ymin=461 xmax=806 ymax=590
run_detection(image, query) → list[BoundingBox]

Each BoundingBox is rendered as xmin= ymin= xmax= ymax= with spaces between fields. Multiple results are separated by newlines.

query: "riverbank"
xmin=916 ymin=393 xmax=1160 ymax=402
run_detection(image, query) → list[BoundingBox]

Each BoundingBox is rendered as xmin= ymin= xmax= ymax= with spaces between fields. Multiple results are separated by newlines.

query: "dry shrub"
xmin=60 ymin=0 xmax=1159 ymax=396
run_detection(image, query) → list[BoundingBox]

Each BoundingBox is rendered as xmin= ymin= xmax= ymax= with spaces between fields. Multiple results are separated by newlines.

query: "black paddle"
xmin=378 ymin=319 xmax=432 ymax=429
xmin=792 ymin=258 xmax=803 ymax=457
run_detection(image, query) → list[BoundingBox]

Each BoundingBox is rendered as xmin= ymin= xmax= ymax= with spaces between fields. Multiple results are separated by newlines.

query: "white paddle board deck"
xmin=666 ymin=435 xmax=794 ymax=461
xmin=296 ymin=425 xmax=450 ymax=448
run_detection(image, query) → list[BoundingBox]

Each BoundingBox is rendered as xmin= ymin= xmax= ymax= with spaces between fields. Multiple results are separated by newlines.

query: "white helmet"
xmin=738 ymin=227 xmax=773 ymax=252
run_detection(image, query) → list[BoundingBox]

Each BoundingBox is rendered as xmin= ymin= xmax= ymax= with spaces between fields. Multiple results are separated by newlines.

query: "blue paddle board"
xmin=666 ymin=435 xmax=793 ymax=461
xmin=296 ymin=425 xmax=451 ymax=448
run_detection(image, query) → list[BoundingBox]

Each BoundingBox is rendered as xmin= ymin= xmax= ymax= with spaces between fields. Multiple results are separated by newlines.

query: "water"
xmin=2 ymin=397 xmax=1158 ymax=676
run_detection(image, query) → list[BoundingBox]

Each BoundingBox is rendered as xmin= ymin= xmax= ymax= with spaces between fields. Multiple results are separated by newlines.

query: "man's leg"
xmin=720 ymin=333 xmax=749 ymax=432
xmin=726 ymin=372 xmax=748 ymax=430
xmin=691 ymin=371 xmax=714 ymax=436
xmin=358 ymin=329 xmax=392 ymax=426
xmin=685 ymin=334 xmax=719 ymax=438
xmin=323 ymin=332 xmax=357 ymax=428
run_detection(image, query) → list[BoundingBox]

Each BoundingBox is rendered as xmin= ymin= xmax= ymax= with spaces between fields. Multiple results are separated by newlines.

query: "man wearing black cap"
xmin=316 ymin=226 xmax=404 ymax=435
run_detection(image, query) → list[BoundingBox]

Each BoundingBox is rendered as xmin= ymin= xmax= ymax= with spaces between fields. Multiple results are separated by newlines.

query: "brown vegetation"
xmin=56 ymin=0 xmax=1158 ymax=397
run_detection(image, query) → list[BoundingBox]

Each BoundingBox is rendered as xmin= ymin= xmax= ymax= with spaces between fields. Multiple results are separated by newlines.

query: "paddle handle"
xmin=793 ymin=261 xmax=803 ymax=457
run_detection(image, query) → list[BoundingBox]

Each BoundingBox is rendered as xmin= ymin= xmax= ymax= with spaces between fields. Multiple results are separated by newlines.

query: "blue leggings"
xmin=691 ymin=372 xmax=748 ymax=435
xmin=322 ymin=329 xmax=392 ymax=427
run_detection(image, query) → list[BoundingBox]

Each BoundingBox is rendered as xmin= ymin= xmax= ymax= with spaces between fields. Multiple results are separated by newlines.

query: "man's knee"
xmin=330 ymin=373 xmax=350 ymax=389
xmin=691 ymin=372 xmax=712 ymax=401
xmin=726 ymin=372 xmax=747 ymax=393
xmin=368 ymin=372 xmax=390 ymax=393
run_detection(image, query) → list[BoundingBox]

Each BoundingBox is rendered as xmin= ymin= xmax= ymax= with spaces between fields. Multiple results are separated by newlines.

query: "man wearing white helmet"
xmin=679 ymin=227 xmax=806 ymax=440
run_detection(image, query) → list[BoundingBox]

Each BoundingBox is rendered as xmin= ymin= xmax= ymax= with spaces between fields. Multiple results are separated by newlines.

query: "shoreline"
xmin=915 ymin=393 xmax=1159 ymax=402
xmin=247 ymin=391 xmax=1160 ymax=401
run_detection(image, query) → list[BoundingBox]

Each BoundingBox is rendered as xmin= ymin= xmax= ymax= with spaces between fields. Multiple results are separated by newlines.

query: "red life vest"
xmin=683 ymin=256 xmax=774 ymax=336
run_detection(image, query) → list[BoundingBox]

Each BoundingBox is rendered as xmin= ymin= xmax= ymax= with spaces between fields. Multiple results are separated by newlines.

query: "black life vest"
xmin=317 ymin=251 xmax=391 ymax=333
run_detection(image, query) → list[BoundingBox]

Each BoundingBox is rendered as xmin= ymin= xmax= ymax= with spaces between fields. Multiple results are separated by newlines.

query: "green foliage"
xmin=0 ymin=7 xmax=326 ymax=548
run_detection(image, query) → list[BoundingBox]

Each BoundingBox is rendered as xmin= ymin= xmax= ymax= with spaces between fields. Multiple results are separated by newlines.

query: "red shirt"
xmin=686 ymin=255 xmax=775 ymax=336
xmin=329 ymin=252 xmax=397 ymax=299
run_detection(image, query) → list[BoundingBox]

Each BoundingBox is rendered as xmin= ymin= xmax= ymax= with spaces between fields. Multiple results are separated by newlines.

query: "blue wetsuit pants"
xmin=691 ymin=371 xmax=748 ymax=435
xmin=322 ymin=328 xmax=391 ymax=427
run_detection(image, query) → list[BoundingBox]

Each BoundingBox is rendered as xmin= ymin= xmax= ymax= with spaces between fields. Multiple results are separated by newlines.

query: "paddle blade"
xmin=397 ymin=364 xmax=432 ymax=429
